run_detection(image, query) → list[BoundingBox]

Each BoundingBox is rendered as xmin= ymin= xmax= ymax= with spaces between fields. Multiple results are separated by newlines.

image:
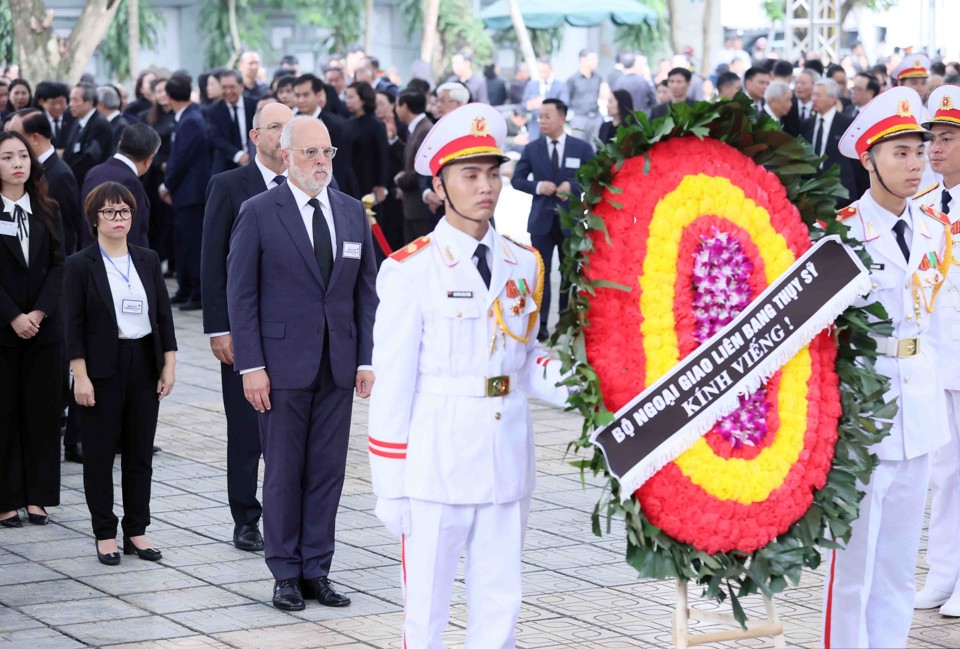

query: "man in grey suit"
xmin=227 ymin=116 xmax=378 ymax=612
xmin=394 ymin=89 xmax=433 ymax=244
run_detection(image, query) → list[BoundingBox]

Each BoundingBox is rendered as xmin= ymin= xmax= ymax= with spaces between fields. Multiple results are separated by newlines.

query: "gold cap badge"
xmin=896 ymin=99 xmax=913 ymax=117
xmin=941 ymin=95 xmax=954 ymax=111
xmin=471 ymin=116 xmax=490 ymax=137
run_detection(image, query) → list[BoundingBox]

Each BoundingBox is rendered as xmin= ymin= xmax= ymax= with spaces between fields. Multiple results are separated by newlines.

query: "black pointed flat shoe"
xmin=96 ymin=539 xmax=121 ymax=566
xmin=27 ymin=508 xmax=48 ymax=525
xmin=123 ymin=535 xmax=162 ymax=561
xmin=0 ymin=513 xmax=22 ymax=528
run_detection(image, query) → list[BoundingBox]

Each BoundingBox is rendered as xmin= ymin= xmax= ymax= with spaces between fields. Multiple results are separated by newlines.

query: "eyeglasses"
xmin=255 ymin=122 xmax=284 ymax=132
xmin=98 ymin=207 xmax=133 ymax=221
xmin=287 ymin=146 xmax=338 ymax=161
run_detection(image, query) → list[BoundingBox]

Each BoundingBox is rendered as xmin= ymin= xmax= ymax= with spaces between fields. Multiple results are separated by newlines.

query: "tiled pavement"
xmin=3 ymin=277 xmax=960 ymax=647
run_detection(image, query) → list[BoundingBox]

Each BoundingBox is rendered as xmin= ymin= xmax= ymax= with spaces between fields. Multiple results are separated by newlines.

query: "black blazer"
xmin=348 ymin=113 xmax=389 ymax=197
xmin=206 ymin=96 xmax=257 ymax=175
xmin=106 ymin=113 xmax=132 ymax=156
xmin=43 ymin=152 xmax=83 ymax=255
xmin=317 ymin=109 xmax=360 ymax=199
xmin=81 ymin=158 xmax=150 ymax=249
xmin=63 ymin=112 xmax=113 ymax=186
xmin=165 ymin=103 xmax=211 ymax=208
xmin=201 ymin=162 xmax=269 ymax=335
xmin=0 ymin=203 xmax=64 ymax=347
xmin=801 ymin=112 xmax=857 ymax=206
xmin=63 ymin=244 xmax=177 ymax=380
xmin=48 ymin=111 xmax=75 ymax=150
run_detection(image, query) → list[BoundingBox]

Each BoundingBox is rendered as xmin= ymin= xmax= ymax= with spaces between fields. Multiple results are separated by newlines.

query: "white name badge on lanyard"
xmin=0 ymin=220 xmax=16 ymax=237
xmin=122 ymin=299 xmax=144 ymax=315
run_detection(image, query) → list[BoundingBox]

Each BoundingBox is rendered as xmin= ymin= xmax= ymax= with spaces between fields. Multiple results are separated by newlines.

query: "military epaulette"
xmin=502 ymin=235 xmax=537 ymax=253
xmin=913 ymin=182 xmax=940 ymax=201
xmin=389 ymin=236 xmax=430 ymax=262
xmin=836 ymin=205 xmax=858 ymax=222
xmin=920 ymin=203 xmax=951 ymax=226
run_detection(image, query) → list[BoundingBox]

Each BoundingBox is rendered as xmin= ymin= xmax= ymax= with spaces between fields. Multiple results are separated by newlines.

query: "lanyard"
xmin=99 ymin=246 xmax=132 ymax=291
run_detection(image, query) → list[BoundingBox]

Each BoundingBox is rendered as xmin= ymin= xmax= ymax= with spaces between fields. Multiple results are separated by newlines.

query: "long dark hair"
xmin=0 ymin=131 xmax=61 ymax=249
xmin=611 ymin=89 xmax=635 ymax=125
xmin=5 ymin=79 xmax=32 ymax=113
xmin=146 ymin=77 xmax=170 ymax=126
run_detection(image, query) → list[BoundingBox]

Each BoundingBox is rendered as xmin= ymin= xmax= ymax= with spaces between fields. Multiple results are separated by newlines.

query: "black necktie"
xmin=230 ymin=104 xmax=241 ymax=145
xmin=893 ymin=220 xmax=910 ymax=261
xmin=801 ymin=106 xmax=808 ymax=121
xmin=814 ymin=117 xmax=825 ymax=158
xmin=54 ymin=118 xmax=60 ymax=139
xmin=308 ymin=198 xmax=333 ymax=283
xmin=273 ymin=175 xmax=285 ymax=187
xmin=942 ymin=189 xmax=951 ymax=215
xmin=550 ymin=140 xmax=559 ymax=171
xmin=13 ymin=205 xmax=28 ymax=243
xmin=474 ymin=243 xmax=491 ymax=288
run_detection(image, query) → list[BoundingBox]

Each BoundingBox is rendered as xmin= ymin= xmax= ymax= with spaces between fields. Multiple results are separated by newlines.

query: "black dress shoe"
xmin=233 ymin=523 xmax=264 ymax=552
xmin=152 ymin=446 xmax=162 ymax=455
xmin=304 ymin=576 xmax=351 ymax=607
xmin=96 ymin=540 xmax=121 ymax=566
xmin=169 ymin=293 xmax=188 ymax=304
xmin=272 ymin=578 xmax=305 ymax=611
xmin=64 ymin=444 xmax=83 ymax=464
xmin=27 ymin=508 xmax=48 ymax=525
xmin=122 ymin=535 xmax=162 ymax=561
xmin=0 ymin=513 xmax=22 ymax=528
xmin=179 ymin=300 xmax=202 ymax=311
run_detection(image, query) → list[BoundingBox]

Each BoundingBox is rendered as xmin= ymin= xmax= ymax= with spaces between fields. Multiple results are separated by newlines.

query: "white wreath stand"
xmin=672 ymin=579 xmax=787 ymax=648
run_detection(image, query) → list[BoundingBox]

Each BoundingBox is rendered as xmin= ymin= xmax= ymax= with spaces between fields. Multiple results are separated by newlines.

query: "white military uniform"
xmin=368 ymin=104 xmax=568 ymax=649
xmin=823 ymin=87 xmax=950 ymax=648
xmin=911 ymin=84 xmax=960 ymax=615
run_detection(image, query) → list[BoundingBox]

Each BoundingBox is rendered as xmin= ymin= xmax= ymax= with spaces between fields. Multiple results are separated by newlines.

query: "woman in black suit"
xmin=598 ymin=89 xmax=636 ymax=145
xmin=344 ymin=81 xmax=389 ymax=203
xmin=0 ymin=131 xmax=65 ymax=528
xmin=64 ymin=181 xmax=177 ymax=565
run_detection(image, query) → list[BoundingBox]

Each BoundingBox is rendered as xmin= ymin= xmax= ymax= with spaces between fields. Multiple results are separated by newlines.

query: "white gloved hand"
xmin=374 ymin=497 xmax=411 ymax=538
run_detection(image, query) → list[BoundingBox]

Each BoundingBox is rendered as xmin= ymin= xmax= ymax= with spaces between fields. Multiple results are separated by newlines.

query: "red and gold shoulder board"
xmin=920 ymin=204 xmax=951 ymax=226
xmin=836 ymin=205 xmax=858 ymax=222
xmin=913 ymin=182 xmax=940 ymax=200
xmin=389 ymin=236 xmax=431 ymax=262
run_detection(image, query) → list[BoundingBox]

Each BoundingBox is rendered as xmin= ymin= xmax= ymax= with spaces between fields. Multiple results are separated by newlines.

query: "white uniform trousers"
xmin=822 ymin=454 xmax=930 ymax=648
xmin=401 ymin=498 xmax=529 ymax=649
xmin=924 ymin=389 xmax=960 ymax=594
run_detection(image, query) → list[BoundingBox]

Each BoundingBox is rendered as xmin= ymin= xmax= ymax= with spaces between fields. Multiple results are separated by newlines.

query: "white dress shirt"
xmin=287 ymin=181 xmax=337 ymax=256
xmin=228 ymin=100 xmax=248 ymax=164
xmin=444 ymin=218 xmax=495 ymax=279
xmin=37 ymin=146 xmax=55 ymax=165
xmin=255 ymin=156 xmax=287 ymax=189
xmin=113 ymin=153 xmax=138 ymax=175
xmin=943 ymin=183 xmax=959 ymax=215
xmin=102 ymin=251 xmax=152 ymax=339
xmin=536 ymin=133 xmax=566 ymax=195
xmin=76 ymin=108 xmax=96 ymax=131
xmin=812 ymin=107 xmax=837 ymax=159
xmin=1 ymin=193 xmax=31 ymax=264
xmin=798 ymin=100 xmax=814 ymax=122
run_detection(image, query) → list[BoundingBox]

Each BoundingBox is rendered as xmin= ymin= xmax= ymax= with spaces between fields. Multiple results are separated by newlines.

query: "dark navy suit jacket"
xmin=226 ymin=182 xmax=378 ymax=390
xmin=165 ymin=103 xmax=211 ymax=208
xmin=81 ymin=157 xmax=150 ymax=248
xmin=512 ymin=135 xmax=595 ymax=236
xmin=206 ymin=96 xmax=257 ymax=176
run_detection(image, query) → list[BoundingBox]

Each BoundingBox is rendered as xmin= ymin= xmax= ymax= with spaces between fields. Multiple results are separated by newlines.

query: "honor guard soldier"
xmin=912 ymin=84 xmax=960 ymax=616
xmin=367 ymin=103 xmax=570 ymax=648
xmin=823 ymin=87 xmax=951 ymax=648
xmin=892 ymin=52 xmax=931 ymax=100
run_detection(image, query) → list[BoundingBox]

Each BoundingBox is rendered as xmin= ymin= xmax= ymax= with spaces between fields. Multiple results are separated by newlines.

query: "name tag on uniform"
xmin=565 ymin=158 xmax=581 ymax=169
xmin=447 ymin=291 xmax=473 ymax=298
xmin=0 ymin=220 xmax=16 ymax=237
xmin=73 ymin=142 xmax=81 ymax=153
xmin=343 ymin=242 xmax=362 ymax=259
xmin=121 ymin=299 xmax=143 ymax=315
xmin=870 ymin=263 xmax=885 ymax=271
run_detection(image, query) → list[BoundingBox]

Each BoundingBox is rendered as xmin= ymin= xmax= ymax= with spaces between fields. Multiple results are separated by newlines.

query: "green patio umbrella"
xmin=479 ymin=0 xmax=657 ymax=30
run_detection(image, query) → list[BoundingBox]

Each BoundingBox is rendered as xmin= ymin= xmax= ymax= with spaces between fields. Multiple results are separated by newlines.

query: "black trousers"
xmin=0 ymin=342 xmax=63 ymax=511
xmin=530 ymin=217 xmax=569 ymax=337
xmin=222 ymin=362 xmax=262 ymax=526
xmin=81 ymin=337 xmax=159 ymax=540
xmin=173 ymin=203 xmax=203 ymax=302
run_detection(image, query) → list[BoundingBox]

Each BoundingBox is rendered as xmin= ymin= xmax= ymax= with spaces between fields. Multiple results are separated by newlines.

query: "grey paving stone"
xmin=77 ymin=567 xmax=208 ymax=595
xmin=0 ymin=561 xmax=66 ymax=586
xmin=20 ymin=596 xmax=149 ymax=625
xmin=58 ymin=616 xmax=195 ymax=645
xmin=0 ymin=579 xmax=103 ymax=606
xmin=168 ymin=603 xmax=299 ymax=634
xmin=0 ymin=626 xmax=87 ymax=648
xmin=0 ymin=606 xmax=45 ymax=632
xmin=121 ymin=585 xmax=255 ymax=614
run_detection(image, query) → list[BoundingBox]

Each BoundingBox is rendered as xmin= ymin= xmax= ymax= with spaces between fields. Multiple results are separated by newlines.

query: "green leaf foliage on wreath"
xmin=553 ymin=91 xmax=894 ymax=627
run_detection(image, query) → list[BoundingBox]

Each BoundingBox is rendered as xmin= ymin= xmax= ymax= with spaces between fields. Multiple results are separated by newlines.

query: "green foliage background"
xmin=100 ymin=0 xmax=167 ymax=82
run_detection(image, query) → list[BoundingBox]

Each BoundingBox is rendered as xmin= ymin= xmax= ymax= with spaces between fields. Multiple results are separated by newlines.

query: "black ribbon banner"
xmin=591 ymin=236 xmax=870 ymax=498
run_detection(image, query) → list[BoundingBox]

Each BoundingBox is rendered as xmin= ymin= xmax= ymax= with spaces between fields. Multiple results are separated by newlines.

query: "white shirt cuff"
xmin=239 ymin=366 xmax=265 ymax=375
xmin=536 ymin=181 xmax=543 ymax=195
xmin=232 ymin=151 xmax=244 ymax=164
xmin=208 ymin=332 xmax=230 ymax=338
xmin=358 ymin=365 xmax=373 ymax=372
xmin=422 ymin=189 xmax=432 ymax=202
